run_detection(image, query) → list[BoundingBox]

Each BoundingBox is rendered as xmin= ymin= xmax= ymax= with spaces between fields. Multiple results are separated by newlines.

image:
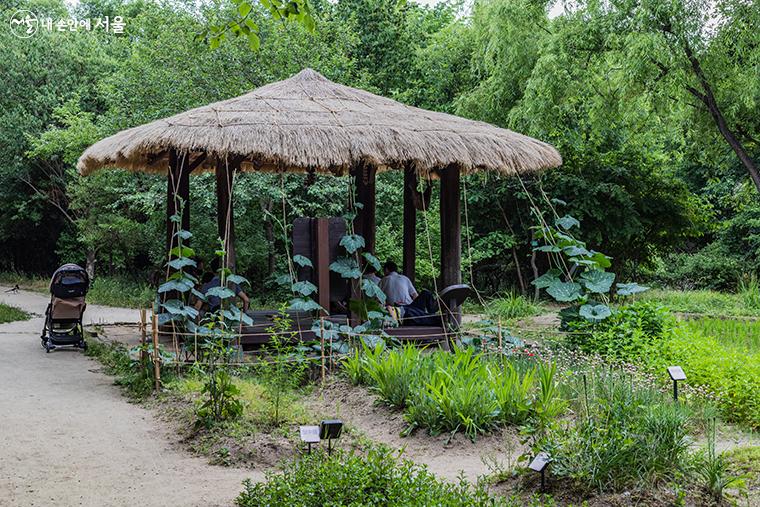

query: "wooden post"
xmin=313 ymin=218 xmax=331 ymax=316
xmin=352 ymin=163 xmax=377 ymax=254
xmin=440 ymin=165 xmax=462 ymax=325
xmin=216 ymin=157 xmax=238 ymax=270
xmin=152 ymin=313 xmax=161 ymax=391
xmin=139 ymin=308 xmax=147 ymax=371
xmin=402 ymin=166 xmax=417 ymax=285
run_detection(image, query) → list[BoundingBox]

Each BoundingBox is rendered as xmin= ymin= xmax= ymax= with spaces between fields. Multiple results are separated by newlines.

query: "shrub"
xmin=236 ymin=447 xmax=545 ymax=507
xmin=644 ymin=244 xmax=743 ymax=291
xmin=566 ymin=301 xmax=675 ymax=361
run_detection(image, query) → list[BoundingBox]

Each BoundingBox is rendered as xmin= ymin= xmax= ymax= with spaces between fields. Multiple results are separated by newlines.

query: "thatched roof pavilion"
xmin=77 ymin=68 xmax=561 ymax=321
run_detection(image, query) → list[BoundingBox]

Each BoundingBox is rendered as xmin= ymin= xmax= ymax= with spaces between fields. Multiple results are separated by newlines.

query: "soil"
xmin=0 ymin=286 xmax=260 ymax=507
xmin=307 ymin=378 xmax=527 ymax=482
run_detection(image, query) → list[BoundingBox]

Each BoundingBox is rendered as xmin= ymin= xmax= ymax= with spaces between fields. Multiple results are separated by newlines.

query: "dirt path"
xmin=0 ymin=287 xmax=259 ymax=507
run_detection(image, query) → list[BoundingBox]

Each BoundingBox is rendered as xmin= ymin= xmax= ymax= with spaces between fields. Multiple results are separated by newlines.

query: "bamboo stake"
xmin=320 ymin=317 xmax=326 ymax=385
xmin=139 ymin=308 xmax=147 ymax=371
xmin=171 ymin=321 xmax=181 ymax=375
xmin=152 ymin=313 xmax=161 ymax=391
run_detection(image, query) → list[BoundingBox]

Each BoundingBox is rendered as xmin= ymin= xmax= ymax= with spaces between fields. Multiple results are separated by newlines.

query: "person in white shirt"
xmin=379 ymin=260 xmax=418 ymax=305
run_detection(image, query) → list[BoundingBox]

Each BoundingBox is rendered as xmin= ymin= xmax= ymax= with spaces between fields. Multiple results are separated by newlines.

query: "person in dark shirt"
xmin=194 ymin=270 xmax=250 ymax=313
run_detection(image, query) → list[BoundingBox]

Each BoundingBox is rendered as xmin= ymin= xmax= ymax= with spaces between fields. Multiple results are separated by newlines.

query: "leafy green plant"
xmin=364 ymin=344 xmax=421 ymax=407
xmin=256 ymin=308 xmax=310 ymax=426
xmin=531 ymin=212 xmax=648 ymax=323
xmin=565 ymin=301 xmax=676 ymax=361
xmin=236 ymin=446 xmax=539 ymax=507
xmin=694 ymin=419 xmax=741 ymax=502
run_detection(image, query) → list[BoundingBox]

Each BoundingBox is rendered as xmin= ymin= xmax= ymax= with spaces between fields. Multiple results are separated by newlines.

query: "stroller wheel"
xmin=45 ymin=342 xmax=51 ymax=353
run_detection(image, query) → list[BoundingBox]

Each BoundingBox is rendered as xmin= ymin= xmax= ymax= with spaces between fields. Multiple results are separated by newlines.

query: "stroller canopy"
xmin=49 ymin=264 xmax=89 ymax=298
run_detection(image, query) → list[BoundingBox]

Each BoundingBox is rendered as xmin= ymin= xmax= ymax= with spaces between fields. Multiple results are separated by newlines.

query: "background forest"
xmin=2 ymin=0 xmax=759 ymax=300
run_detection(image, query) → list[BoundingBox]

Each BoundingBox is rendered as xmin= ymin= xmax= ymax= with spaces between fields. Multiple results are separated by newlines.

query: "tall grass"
xmin=0 ymin=271 xmax=154 ymax=308
xmin=548 ymin=371 xmax=693 ymax=491
xmin=0 ymin=303 xmax=29 ymax=324
xmin=682 ymin=317 xmax=760 ymax=352
xmin=639 ymin=288 xmax=760 ymax=317
xmin=344 ymin=345 xmax=564 ymax=439
xmin=486 ymin=293 xmax=542 ymax=320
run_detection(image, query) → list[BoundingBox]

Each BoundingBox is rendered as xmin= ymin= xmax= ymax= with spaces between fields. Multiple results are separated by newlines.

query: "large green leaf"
xmin=532 ymin=269 xmax=561 ymax=289
xmin=546 ymin=280 xmax=582 ymax=302
xmin=330 ymin=257 xmax=361 ymax=279
xmin=580 ymin=270 xmax=615 ymax=293
xmin=579 ymin=304 xmax=612 ymax=322
xmin=362 ymin=252 xmax=382 ymax=271
xmin=289 ymin=297 xmax=323 ymax=313
xmin=292 ymin=280 xmax=318 ymax=296
xmin=227 ymin=274 xmax=249 ymax=286
xmin=555 ymin=215 xmax=580 ymax=230
xmin=158 ymin=279 xmax=194 ymax=293
xmin=205 ymin=286 xmax=236 ymax=299
xmin=340 ymin=234 xmax=365 ymax=253
xmin=616 ymin=282 xmax=649 ymax=296
xmin=167 ymin=257 xmax=196 ymax=270
xmin=362 ymin=279 xmax=386 ymax=304
xmin=292 ymin=254 xmax=313 ymax=268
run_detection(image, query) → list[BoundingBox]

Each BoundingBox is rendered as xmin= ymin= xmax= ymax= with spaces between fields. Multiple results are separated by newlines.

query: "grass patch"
xmin=682 ymin=317 xmax=760 ymax=352
xmin=725 ymin=446 xmax=760 ymax=484
xmin=0 ymin=271 xmax=154 ymax=308
xmin=87 ymin=276 xmax=154 ymax=308
xmin=0 ymin=302 xmax=30 ymax=323
xmin=638 ymin=288 xmax=760 ymax=317
xmin=485 ymin=293 xmax=543 ymax=321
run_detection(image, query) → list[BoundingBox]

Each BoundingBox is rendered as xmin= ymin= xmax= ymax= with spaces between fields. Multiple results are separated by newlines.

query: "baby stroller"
xmin=41 ymin=264 xmax=89 ymax=353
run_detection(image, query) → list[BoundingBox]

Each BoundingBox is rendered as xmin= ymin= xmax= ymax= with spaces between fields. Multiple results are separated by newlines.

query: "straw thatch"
xmin=77 ymin=68 xmax=561 ymax=177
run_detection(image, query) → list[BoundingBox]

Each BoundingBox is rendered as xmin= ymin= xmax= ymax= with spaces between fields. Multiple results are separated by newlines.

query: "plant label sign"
xmin=299 ymin=425 xmax=320 ymax=443
xmin=667 ymin=366 xmax=686 ymax=381
xmin=529 ymin=452 xmax=550 ymax=472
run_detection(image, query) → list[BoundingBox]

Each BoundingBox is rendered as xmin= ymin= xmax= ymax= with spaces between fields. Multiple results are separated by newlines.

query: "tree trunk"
xmin=682 ymin=40 xmax=760 ymax=192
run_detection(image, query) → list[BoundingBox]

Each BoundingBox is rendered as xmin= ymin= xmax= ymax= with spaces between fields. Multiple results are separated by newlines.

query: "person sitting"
xmin=194 ymin=260 xmax=250 ymax=314
xmin=363 ymin=265 xmax=382 ymax=286
xmin=379 ymin=260 xmax=417 ymax=305
xmin=386 ymin=289 xmax=442 ymax=327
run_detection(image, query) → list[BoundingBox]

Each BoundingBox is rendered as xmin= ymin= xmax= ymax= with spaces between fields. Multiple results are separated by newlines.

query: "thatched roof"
xmin=77 ymin=68 xmax=561 ymax=177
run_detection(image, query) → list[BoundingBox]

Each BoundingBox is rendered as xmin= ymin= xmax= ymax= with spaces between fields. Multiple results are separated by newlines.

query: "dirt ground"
xmin=0 ymin=287 xmax=260 ymax=507
xmin=307 ymin=379 xmax=527 ymax=483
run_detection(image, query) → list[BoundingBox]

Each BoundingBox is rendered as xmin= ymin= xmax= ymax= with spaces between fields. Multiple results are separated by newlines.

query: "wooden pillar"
xmin=166 ymin=149 xmax=190 ymax=256
xmin=402 ymin=166 xmax=417 ymax=284
xmin=313 ymin=218 xmax=331 ymax=316
xmin=440 ymin=165 xmax=461 ymax=323
xmin=216 ymin=157 xmax=237 ymax=270
xmin=352 ymin=163 xmax=376 ymax=254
